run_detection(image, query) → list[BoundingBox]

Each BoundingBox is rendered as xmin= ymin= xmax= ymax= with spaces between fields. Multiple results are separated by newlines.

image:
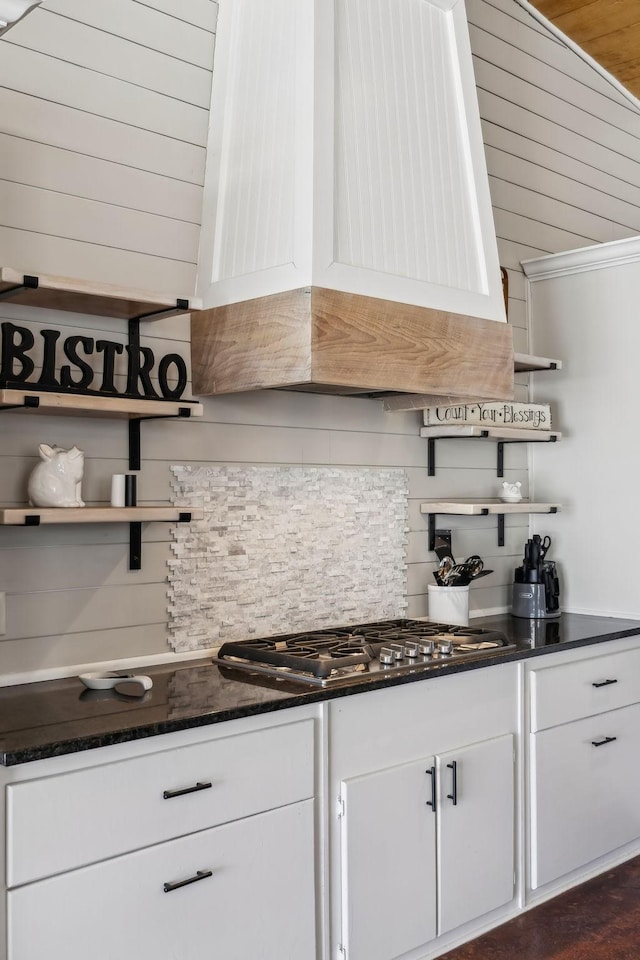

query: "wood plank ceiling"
xmin=528 ymin=0 xmax=640 ymax=99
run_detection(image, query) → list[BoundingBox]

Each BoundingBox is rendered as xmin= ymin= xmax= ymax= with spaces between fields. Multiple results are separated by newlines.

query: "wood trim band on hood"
xmin=190 ymin=287 xmax=514 ymax=401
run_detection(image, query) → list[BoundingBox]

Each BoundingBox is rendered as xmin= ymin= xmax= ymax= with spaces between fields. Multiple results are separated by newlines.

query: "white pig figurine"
xmin=27 ymin=444 xmax=85 ymax=508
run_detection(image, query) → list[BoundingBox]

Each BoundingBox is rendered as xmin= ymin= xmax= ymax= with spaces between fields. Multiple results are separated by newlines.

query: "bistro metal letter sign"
xmin=0 ymin=321 xmax=188 ymax=400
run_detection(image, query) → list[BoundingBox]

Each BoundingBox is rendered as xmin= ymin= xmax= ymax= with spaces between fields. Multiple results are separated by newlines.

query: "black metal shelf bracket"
xmin=427 ymin=431 xmax=490 ymax=476
xmin=128 ymin=299 xmax=191 ymax=333
xmin=497 ymin=435 xmax=557 ymax=478
xmin=125 ymin=304 xmax=194 ymax=567
xmin=129 ymin=521 xmax=142 ymax=570
xmin=128 ymin=407 xmax=194 ymax=471
xmin=129 ymin=511 xmax=192 ymax=571
xmin=128 ymin=317 xmax=141 ymax=351
xmin=428 ymin=509 xmax=490 ymax=551
xmin=0 ymin=274 xmax=39 ymax=301
xmin=428 ymin=513 xmax=437 ymax=551
xmin=126 ymin=307 xmax=194 ymax=470
xmin=497 ymin=505 xmax=557 ymax=548
xmin=22 ymin=512 xmax=194 ymax=567
xmin=425 ymin=431 xmax=559 ymax=478
xmin=0 ymin=395 xmax=40 ymax=412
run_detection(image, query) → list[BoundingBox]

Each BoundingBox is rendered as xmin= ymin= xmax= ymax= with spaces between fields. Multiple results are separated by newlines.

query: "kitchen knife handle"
xmin=426 ymin=766 xmax=436 ymax=813
xmin=592 ymin=679 xmax=618 ymax=689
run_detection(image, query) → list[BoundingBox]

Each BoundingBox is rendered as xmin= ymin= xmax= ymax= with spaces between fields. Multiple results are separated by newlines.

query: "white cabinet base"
xmin=8 ymin=800 xmax=316 ymax=960
xmin=531 ymin=702 xmax=640 ymax=889
xmin=331 ymin=671 xmax=518 ymax=959
xmin=340 ymin=759 xmax=437 ymax=960
xmin=437 ymin=735 xmax=515 ymax=935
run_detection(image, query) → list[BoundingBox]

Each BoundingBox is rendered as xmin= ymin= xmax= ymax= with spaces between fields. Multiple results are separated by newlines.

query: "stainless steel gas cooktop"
xmin=213 ymin=618 xmax=515 ymax=687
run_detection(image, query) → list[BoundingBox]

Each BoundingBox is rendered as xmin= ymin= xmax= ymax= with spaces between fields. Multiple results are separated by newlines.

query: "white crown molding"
xmin=522 ymin=235 xmax=640 ymax=281
xmin=0 ymin=0 xmax=41 ymax=36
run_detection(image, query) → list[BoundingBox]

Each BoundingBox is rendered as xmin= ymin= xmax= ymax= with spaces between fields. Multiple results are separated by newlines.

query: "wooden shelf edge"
xmin=0 ymin=389 xmax=204 ymax=419
xmin=420 ymin=501 xmax=562 ymax=516
xmin=514 ymin=353 xmax=563 ymax=372
xmin=0 ymin=267 xmax=202 ymax=321
xmin=383 ymin=356 xmax=563 ymax=410
xmin=419 ymin=426 xmax=561 ymax=441
xmin=0 ymin=506 xmax=204 ymax=525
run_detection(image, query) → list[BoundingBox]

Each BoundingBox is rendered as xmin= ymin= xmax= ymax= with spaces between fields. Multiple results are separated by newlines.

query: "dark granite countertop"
xmin=2 ymin=612 xmax=640 ymax=766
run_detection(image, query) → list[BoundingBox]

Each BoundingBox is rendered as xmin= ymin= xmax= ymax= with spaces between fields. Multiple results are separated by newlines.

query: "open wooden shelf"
xmin=419 ymin=425 xmax=561 ymax=477
xmin=0 ymin=267 xmax=201 ymax=321
xmin=514 ymin=353 xmax=562 ymax=372
xmin=0 ymin=504 xmax=204 ymax=569
xmin=382 ymin=354 xmax=563 ymax=410
xmin=0 ymin=388 xmax=204 ymax=420
xmin=0 ymin=269 xmax=206 ymax=570
xmin=421 ymin=499 xmax=561 ymax=548
xmin=421 ymin=499 xmax=561 ymax=516
xmin=0 ymin=506 xmax=204 ymax=526
xmin=420 ymin=425 xmax=560 ymax=442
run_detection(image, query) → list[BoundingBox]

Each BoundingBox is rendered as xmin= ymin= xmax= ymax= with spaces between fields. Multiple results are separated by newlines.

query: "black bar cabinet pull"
xmin=163 ymin=869 xmax=213 ymax=893
xmin=592 ymin=679 xmax=618 ymax=688
xmin=426 ymin=766 xmax=436 ymax=812
xmin=591 ymin=736 xmax=617 ymax=748
xmin=446 ymin=760 xmax=458 ymax=805
xmin=163 ymin=781 xmax=212 ymax=800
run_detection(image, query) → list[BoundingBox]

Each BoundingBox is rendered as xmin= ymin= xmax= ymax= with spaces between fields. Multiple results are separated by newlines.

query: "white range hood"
xmin=192 ymin=0 xmax=512 ymax=399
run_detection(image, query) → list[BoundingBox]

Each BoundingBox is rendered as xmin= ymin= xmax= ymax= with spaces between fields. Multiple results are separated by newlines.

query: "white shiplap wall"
xmin=0 ymin=0 xmax=217 ymax=295
xmin=1 ymin=0 xmax=640 ymax=682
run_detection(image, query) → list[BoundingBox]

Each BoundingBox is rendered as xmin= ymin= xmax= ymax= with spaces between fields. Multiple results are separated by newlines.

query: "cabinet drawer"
xmin=7 ymin=799 xmax=316 ymax=960
xmin=7 ymin=718 xmax=314 ymax=887
xmin=530 ymin=702 xmax=640 ymax=888
xmin=530 ymin=644 xmax=640 ymax=731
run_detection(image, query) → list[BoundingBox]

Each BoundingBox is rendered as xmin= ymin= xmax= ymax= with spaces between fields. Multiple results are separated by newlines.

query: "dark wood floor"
xmin=439 ymin=855 xmax=640 ymax=960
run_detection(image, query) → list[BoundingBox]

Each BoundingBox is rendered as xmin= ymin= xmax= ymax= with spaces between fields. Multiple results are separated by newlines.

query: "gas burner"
xmin=251 ymin=634 xmax=372 ymax=663
xmin=213 ymin=619 xmax=516 ymax=687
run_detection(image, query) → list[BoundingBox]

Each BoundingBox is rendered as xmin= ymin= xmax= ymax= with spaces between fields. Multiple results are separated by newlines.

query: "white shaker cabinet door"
xmin=340 ymin=758 xmax=437 ymax=960
xmin=531 ymin=703 xmax=640 ymax=889
xmin=8 ymin=800 xmax=317 ymax=960
xmin=437 ymin=734 xmax=515 ymax=935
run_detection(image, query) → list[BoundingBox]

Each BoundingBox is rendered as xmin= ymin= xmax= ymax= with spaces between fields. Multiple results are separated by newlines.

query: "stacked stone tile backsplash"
xmin=168 ymin=465 xmax=409 ymax=652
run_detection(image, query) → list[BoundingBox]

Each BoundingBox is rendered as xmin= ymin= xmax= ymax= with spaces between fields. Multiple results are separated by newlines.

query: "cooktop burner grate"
xmin=214 ymin=618 xmax=514 ymax=685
